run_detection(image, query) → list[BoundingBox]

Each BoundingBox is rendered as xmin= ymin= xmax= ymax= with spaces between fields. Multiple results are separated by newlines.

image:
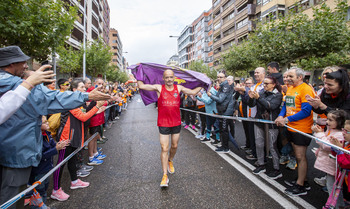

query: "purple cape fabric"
xmin=128 ymin=63 xmax=211 ymax=105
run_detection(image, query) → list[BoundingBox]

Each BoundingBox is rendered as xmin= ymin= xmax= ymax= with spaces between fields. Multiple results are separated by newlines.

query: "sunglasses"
xmin=342 ymin=128 xmax=350 ymax=134
xmin=62 ymin=83 xmax=70 ymax=86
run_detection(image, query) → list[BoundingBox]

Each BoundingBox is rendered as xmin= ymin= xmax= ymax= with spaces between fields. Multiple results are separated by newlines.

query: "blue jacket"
xmin=196 ymin=87 xmax=218 ymax=114
xmin=0 ymin=70 xmax=89 ymax=168
xmin=31 ymin=131 xmax=58 ymax=176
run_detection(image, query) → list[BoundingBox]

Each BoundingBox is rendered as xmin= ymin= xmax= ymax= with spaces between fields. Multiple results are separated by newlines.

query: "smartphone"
xmin=41 ymin=61 xmax=53 ymax=86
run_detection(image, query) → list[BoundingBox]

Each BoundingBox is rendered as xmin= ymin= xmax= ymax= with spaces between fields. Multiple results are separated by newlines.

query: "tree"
xmin=0 ymin=0 xmax=78 ymax=62
xmin=188 ymin=60 xmax=218 ymax=80
xmin=106 ymin=66 xmax=130 ymax=83
xmin=223 ymin=0 xmax=350 ymax=73
xmin=57 ymin=38 xmax=113 ymax=76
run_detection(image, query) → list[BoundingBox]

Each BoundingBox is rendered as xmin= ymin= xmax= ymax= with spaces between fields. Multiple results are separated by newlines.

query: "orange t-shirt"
xmin=285 ymin=82 xmax=315 ymax=133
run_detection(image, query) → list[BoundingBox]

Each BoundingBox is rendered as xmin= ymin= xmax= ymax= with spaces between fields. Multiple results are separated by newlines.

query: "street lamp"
xmin=169 ymin=35 xmax=179 ymax=38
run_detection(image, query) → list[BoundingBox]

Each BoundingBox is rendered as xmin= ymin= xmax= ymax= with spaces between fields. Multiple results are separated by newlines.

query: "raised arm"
xmin=178 ymin=85 xmax=202 ymax=96
xmin=137 ymin=81 xmax=161 ymax=92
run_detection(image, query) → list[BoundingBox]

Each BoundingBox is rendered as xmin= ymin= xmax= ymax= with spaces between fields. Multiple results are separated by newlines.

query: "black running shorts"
xmin=286 ymin=129 xmax=312 ymax=146
xmin=158 ymin=125 xmax=181 ymax=135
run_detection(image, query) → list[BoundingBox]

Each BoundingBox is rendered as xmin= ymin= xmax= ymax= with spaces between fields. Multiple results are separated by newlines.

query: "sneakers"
xmin=51 ymin=188 xmax=70 ymax=201
xmin=77 ymin=169 xmax=90 ymax=178
xmin=88 ymin=157 xmax=103 ymax=165
xmin=191 ymin=125 xmax=196 ymax=130
xmin=286 ymin=158 xmax=297 ymax=170
xmin=96 ymin=153 xmax=106 ymax=160
xmin=245 ymin=149 xmax=252 ymax=155
xmin=267 ymin=169 xmax=283 ymax=179
xmin=279 ymin=155 xmax=290 ymax=165
xmin=284 ymin=180 xmax=311 ymax=191
xmin=314 ymin=176 xmax=326 ymax=187
xmin=160 ymin=174 xmax=169 ymax=187
xmin=184 ymin=125 xmax=189 ymax=129
xmin=253 ymin=165 xmax=266 ymax=174
xmin=200 ymin=138 xmax=211 ymax=143
xmin=97 ymin=139 xmax=106 ymax=144
xmin=246 ymin=154 xmax=257 ymax=160
xmin=211 ymin=140 xmax=220 ymax=145
xmin=240 ymin=146 xmax=250 ymax=151
xmin=81 ymin=164 xmax=94 ymax=172
xmin=195 ymin=134 xmax=204 ymax=139
xmin=285 ymin=184 xmax=307 ymax=196
xmin=168 ymin=160 xmax=175 ymax=174
xmin=70 ymin=179 xmax=90 ymax=189
xmin=215 ymin=146 xmax=230 ymax=153
xmin=97 ymin=147 xmax=103 ymax=152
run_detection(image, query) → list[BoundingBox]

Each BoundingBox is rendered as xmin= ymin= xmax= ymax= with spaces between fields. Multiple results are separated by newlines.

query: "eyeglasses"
xmin=342 ymin=128 xmax=350 ymax=134
xmin=62 ymin=83 xmax=70 ymax=86
xmin=217 ymin=76 xmax=225 ymax=78
xmin=263 ymin=83 xmax=273 ymax=86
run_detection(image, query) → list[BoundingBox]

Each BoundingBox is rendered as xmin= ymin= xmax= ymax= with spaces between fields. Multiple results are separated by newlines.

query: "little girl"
xmin=312 ymin=109 xmax=348 ymax=209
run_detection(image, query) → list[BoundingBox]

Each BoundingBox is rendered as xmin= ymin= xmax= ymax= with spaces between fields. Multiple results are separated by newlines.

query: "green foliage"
xmin=223 ymin=0 xmax=350 ymax=73
xmin=0 ymin=0 xmax=78 ymax=61
xmin=105 ymin=66 xmax=129 ymax=83
xmin=188 ymin=60 xmax=218 ymax=80
xmin=57 ymin=38 xmax=113 ymax=76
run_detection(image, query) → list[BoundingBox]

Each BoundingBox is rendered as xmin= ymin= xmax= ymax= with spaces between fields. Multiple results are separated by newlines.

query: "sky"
xmin=109 ymin=0 xmax=212 ymax=66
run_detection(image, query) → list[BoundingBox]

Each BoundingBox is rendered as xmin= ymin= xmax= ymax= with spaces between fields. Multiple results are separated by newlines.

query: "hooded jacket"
xmin=0 ymin=70 xmax=89 ymax=168
xmin=210 ymin=81 xmax=236 ymax=116
xmin=196 ymin=87 xmax=218 ymax=114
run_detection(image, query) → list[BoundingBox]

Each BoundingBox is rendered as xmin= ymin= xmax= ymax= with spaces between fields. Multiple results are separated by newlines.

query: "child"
xmin=28 ymin=116 xmax=69 ymax=208
xmin=312 ymin=109 xmax=348 ymax=209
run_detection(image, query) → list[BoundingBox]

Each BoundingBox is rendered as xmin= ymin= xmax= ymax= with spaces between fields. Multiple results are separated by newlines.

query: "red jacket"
xmin=86 ymin=87 xmax=107 ymax=127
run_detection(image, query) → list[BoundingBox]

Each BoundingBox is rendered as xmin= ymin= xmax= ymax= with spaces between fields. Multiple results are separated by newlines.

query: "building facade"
xmin=63 ymin=0 xmax=110 ymax=50
xmin=109 ymin=28 xmax=123 ymax=71
xmin=178 ymin=25 xmax=194 ymax=69
xmin=166 ymin=54 xmax=180 ymax=66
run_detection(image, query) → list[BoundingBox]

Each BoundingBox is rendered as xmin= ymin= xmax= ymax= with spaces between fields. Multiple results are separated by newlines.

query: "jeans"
xmin=206 ymin=116 xmax=220 ymax=140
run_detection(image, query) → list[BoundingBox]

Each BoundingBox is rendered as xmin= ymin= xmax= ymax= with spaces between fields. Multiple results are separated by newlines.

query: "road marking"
xmin=186 ymin=127 xmax=316 ymax=209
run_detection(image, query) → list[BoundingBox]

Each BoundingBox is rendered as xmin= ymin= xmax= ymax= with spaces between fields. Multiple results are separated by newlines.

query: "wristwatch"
xmin=284 ymin=117 xmax=289 ymax=124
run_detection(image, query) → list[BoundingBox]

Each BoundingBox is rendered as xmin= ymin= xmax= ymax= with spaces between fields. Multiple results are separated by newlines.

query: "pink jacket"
xmin=314 ymin=129 xmax=344 ymax=176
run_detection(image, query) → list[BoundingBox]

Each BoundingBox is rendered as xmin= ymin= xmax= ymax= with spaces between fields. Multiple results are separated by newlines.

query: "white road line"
xmin=186 ymin=128 xmax=316 ymax=209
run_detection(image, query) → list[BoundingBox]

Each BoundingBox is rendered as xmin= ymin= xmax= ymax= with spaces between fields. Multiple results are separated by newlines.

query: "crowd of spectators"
xmin=184 ymin=62 xmax=350 ymax=207
xmin=0 ymin=46 xmax=136 ymax=209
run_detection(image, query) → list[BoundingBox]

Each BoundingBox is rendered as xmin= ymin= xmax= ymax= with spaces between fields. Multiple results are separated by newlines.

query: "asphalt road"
xmin=44 ymin=94 xmax=328 ymax=209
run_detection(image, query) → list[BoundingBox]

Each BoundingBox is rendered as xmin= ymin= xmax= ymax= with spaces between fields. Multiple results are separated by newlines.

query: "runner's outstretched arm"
xmin=179 ymin=86 xmax=202 ymax=95
xmin=137 ymin=81 xmax=161 ymax=92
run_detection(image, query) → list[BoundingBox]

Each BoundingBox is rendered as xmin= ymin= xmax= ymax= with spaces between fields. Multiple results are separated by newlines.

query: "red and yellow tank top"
xmin=157 ymin=85 xmax=181 ymax=127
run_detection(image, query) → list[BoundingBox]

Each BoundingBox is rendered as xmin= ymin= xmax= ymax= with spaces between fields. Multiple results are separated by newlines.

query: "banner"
xmin=129 ymin=63 xmax=211 ymax=105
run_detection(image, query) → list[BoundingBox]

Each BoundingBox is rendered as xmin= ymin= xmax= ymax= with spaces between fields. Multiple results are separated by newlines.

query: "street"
xmin=46 ymin=94 xmax=328 ymax=209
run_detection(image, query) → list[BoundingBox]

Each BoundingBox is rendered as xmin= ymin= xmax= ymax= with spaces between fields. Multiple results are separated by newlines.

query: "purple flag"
xmin=128 ymin=63 xmax=211 ymax=105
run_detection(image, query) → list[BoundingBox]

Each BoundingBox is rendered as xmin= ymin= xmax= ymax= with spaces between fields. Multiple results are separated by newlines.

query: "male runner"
xmin=137 ymin=69 xmax=202 ymax=187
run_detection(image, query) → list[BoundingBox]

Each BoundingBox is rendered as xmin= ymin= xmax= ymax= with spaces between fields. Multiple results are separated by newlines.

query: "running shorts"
xmin=158 ymin=125 xmax=181 ymax=135
xmin=286 ymin=129 xmax=312 ymax=146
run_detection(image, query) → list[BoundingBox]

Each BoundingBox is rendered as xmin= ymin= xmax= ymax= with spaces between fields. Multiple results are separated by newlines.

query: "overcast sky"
xmin=109 ymin=0 xmax=212 ymax=66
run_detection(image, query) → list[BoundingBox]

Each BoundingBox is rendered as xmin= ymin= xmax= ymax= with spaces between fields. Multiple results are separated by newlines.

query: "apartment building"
xmin=212 ymin=0 xmax=256 ymax=71
xmin=63 ymin=0 xmax=110 ymax=50
xmin=166 ymin=54 xmax=180 ymax=66
xmin=109 ymin=28 xmax=123 ymax=71
xmin=192 ymin=9 xmax=214 ymax=67
xmin=178 ymin=26 xmax=194 ymax=69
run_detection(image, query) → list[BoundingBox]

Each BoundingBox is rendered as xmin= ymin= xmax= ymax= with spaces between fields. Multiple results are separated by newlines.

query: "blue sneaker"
xmin=96 ymin=153 xmax=106 ymax=160
xmin=88 ymin=157 xmax=103 ymax=165
xmin=97 ymin=147 xmax=102 ymax=152
xmin=98 ymin=150 xmax=103 ymax=155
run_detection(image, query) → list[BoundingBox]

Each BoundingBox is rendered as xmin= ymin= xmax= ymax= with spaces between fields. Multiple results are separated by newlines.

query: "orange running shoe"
xmin=168 ymin=160 xmax=175 ymax=174
xmin=160 ymin=174 xmax=169 ymax=187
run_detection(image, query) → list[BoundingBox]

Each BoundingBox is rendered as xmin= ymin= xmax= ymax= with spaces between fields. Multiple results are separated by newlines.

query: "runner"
xmin=137 ymin=69 xmax=202 ymax=188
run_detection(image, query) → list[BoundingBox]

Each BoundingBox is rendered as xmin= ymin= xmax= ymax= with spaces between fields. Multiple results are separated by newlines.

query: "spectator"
xmin=0 ymin=64 xmax=55 ymax=125
xmin=194 ymin=89 xmax=206 ymax=139
xmin=267 ymin=62 xmax=284 ymax=85
xmin=306 ymin=68 xmax=350 ymax=115
xmin=57 ymin=78 xmax=70 ymax=92
xmin=248 ymin=76 xmax=283 ymax=179
xmin=182 ymin=94 xmax=196 ymax=130
xmin=275 ymin=67 xmax=316 ymax=196
xmin=312 ymin=110 xmax=347 ymax=208
xmin=51 ymin=78 xmax=106 ymax=201
xmin=208 ymin=73 xmax=236 ymax=153
xmin=196 ymin=82 xmax=220 ymax=143
xmin=0 ymin=45 xmax=110 ymax=208
xmin=28 ymin=116 xmax=69 ymax=208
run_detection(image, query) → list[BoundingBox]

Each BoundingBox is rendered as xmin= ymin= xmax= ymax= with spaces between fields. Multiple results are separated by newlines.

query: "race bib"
xmin=285 ymin=96 xmax=296 ymax=108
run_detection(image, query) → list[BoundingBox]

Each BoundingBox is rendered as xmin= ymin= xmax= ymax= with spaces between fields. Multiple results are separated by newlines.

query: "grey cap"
xmin=0 ymin=46 xmax=30 ymax=67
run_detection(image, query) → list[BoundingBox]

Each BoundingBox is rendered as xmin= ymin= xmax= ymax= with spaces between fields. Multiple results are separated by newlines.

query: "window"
xmin=112 ymin=46 xmax=117 ymax=49
xmin=112 ymin=33 xmax=118 ymax=37
xmin=113 ymin=53 xmax=118 ymax=55
xmin=112 ymin=59 xmax=118 ymax=62
xmin=236 ymin=18 xmax=248 ymax=29
xmin=262 ymin=0 xmax=271 ymax=6
xmin=214 ymin=23 xmax=221 ymax=31
xmin=112 ymin=40 xmax=117 ymax=43
xmin=237 ymin=3 xmax=248 ymax=14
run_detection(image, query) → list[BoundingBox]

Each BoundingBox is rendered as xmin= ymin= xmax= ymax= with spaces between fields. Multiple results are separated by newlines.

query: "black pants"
xmin=247 ymin=121 xmax=256 ymax=156
xmin=197 ymin=107 xmax=206 ymax=135
xmin=219 ymin=118 xmax=235 ymax=149
xmin=53 ymin=146 xmax=78 ymax=190
xmin=184 ymin=107 xmax=196 ymax=126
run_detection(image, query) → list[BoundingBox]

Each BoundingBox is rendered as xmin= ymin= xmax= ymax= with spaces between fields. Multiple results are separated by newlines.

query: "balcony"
xmin=236 ymin=0 xmax=248 ymax=10
xmin=247 ymin=4 xmax=256 ymax=15
xmin=74 ymin=20 xmax=84 ymax=32
xmin=235 ymin=23 xmax=249 ymax=37
xmin=236 ymin=7 xmax=248 ymax=22
xmin=221 ymin=34 xmax=235 ymax=46
xmin=222 ymin=17 xmax=235 ymax=32
xmin=68 ymin=37 xmax=81 ymax=49
xmin=221 ymin=2 xmax=235 ymax=18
